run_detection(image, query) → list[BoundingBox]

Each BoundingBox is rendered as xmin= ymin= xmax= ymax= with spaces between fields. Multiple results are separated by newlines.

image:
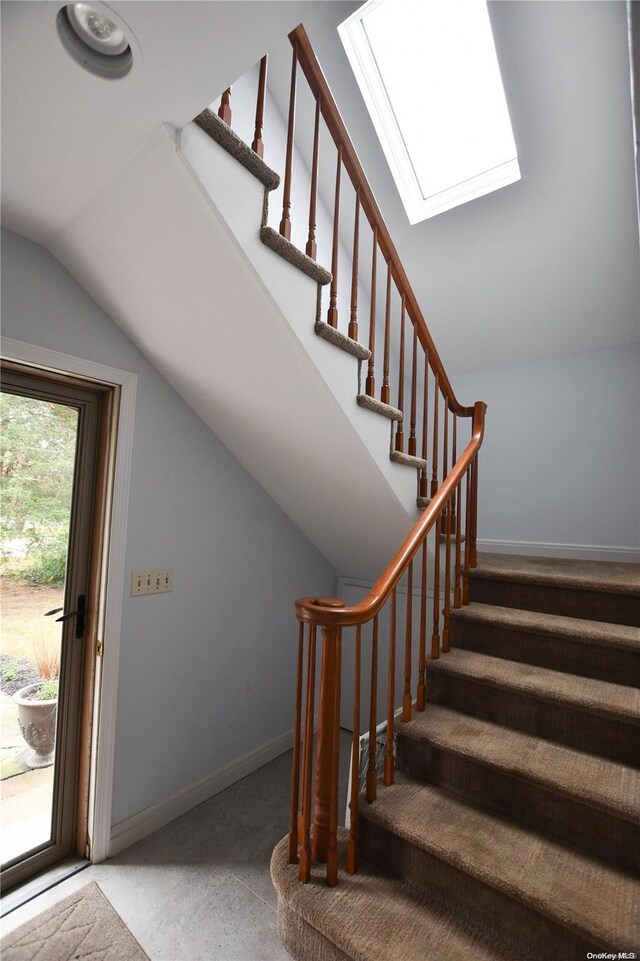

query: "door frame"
xmin=1 ymin=337 xmax=137 ymax=864
xmin=2 ymin=363 xmax=111 ymax=887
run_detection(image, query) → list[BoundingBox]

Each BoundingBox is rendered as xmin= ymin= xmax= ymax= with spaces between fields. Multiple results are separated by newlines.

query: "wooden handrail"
xmin=201 ymin=32 xmax=489 ymax=889
xmin=259 ymin=28 xmax=490 ymax=885
xmin=290 ymin=25 xmax=473 ymax=418
xmin=295 ymin=401 xmax=486 ymax=628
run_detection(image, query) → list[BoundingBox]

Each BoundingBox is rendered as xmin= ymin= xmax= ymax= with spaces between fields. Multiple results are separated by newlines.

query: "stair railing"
xmin=206 ymin=25 xmax=487 ymax=886
xmin=291 ymin=401 xmax=485 ymax=886
xmin=209 ymin=25 xmax=478 ymax=502
xmin=291 ymin=25 xmax=476 ymax=500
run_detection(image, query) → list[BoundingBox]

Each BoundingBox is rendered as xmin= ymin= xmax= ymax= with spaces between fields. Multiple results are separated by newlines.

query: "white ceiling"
xmin=0 ymin=0 xmax=314 ymax=243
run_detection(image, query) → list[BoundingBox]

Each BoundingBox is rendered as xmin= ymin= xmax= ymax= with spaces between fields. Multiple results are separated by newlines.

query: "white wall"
xmin=1 ymin=227 xmax=336 ymax=826
xmin=338 ymin=575 xmax=438 ymax=733
xmin=180 ymin=119 xmax=422 ymax=578
xmin=226 ymin=61 xmax=376 ymax=346
xmin=302 ymin=1 xmax=640 ymax=375
xmin=452 ymin=344 xmax=640 ymax=558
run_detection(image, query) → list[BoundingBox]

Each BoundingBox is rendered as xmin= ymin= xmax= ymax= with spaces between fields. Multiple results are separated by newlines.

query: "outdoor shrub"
xmin=33 ymin=635 xmax=60 ymax=681
xmin=2 ymin=662 xmax=18 ymax=682
xmin=37 ymin=677 xmax=59 ymax=701
xmin=23 ymin=531 xmax=68 ymax=587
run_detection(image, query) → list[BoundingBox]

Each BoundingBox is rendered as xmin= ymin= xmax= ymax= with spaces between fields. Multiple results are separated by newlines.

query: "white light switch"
xmin=131 ymin=569 xmax=173 ymax=596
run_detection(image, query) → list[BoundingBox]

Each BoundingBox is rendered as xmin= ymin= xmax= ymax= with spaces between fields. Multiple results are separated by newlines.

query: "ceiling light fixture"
xmin=57 ymin=2 xmax=134 ymax=78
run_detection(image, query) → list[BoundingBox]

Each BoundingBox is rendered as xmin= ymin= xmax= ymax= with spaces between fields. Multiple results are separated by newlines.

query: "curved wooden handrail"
xmin=262 ymin=30 xmax=490 ymax=885
xmin=296 ymin=402 xmax=486 ymax=628
xmin=290 ymin=25 xmax=473 ymax=418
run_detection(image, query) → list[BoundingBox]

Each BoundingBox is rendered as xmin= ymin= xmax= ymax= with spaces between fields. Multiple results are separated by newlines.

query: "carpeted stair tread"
xmin=260 ymin=226 xmax=332 ymax=285
xmin=315 ymin=321 xmax=371 ymax=360
xmin=472 ymin=552 xmax=640 ymax=596
xmin=360 ymin=775 xmax=640 ymax=949
xmin=389 ymin=450 xmax=427 ymax=470
xmin=450 ymin=602 xmax=640 ymax=685
xmin=271 ymin=836 xmax=511 ymax=961
xmin=427 ymin=648 xmax=640 ymax=724
xmin=356 ymin=395 xmax=402 ymax=421
xmin=194 ymin=110 xmax=280 ymax=190
xmin=398 ymin=703 xmax=640 ymax=823
xmin=451 ymin=602 xmax=640 ymax=650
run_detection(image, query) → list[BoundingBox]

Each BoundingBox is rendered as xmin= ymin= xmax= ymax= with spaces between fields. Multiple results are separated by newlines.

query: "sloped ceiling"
xmin=0 ymin=0 xmax=314 ymax=242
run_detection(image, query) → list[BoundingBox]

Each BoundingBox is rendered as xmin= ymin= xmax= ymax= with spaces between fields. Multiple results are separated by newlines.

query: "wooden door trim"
xmin=1 ymin=338 xmax=137 ymax=865
xmin=1 ymin=364 xmax=109 ymax=887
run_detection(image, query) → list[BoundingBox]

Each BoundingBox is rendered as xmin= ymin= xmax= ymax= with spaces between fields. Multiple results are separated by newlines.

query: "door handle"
xmin=44 ymin=594 xmax=86 ymax=639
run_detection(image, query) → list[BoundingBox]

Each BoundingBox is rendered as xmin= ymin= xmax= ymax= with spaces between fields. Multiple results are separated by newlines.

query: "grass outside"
xmin=0 ymin=575 xmax=64 ymax=664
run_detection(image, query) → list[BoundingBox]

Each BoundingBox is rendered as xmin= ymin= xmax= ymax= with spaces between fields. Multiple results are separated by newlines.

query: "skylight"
xmin=338 ymin=0 xmax=520 ymax=223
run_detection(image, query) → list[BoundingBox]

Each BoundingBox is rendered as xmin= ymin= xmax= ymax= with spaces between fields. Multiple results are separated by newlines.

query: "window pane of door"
xmin=1 ymin=392 xmax=78 ymax=868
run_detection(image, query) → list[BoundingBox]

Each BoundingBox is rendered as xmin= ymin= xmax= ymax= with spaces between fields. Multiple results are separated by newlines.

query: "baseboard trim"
xmin=108 ymin=728 xmax=294 ymax=857
xmin=477 ymin=539 xmax=640 ymax=564
xmin=338 ymin=574 xmax=436 ymax=599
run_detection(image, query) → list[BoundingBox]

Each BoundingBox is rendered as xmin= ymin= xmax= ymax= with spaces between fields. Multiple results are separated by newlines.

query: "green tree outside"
xmin=0 ymin=393 xmax=78 ymax=585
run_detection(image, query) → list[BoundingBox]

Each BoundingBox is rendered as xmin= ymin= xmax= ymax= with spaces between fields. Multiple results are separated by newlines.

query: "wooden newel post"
xmin=288 ymin=623 xmax=305 ymax=864
xmin=470 ymin=455 xmax=479 ymax=568
xmin=313 ymin=626 xmax=339 ymax=861
xmin=311 ymin=600 xmax=345 ymax=868
xmin=464 ymin=403 xmax=485 ymax=596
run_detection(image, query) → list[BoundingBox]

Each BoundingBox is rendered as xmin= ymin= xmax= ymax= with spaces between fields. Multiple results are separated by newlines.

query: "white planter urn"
xmin=13 ymin=683 xmax=58 ymax=769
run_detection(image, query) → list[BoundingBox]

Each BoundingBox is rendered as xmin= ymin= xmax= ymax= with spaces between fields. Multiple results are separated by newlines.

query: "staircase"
xmin=272 ymin=554 xmax=640 ymax=960
xmin=181 ymin=24 xmax=639 ymax=961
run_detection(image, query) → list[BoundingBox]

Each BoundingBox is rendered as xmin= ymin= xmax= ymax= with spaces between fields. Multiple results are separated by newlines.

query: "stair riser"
xmin=469 ymin=577 xmax=640 ymax=626
xmin=450 ymin=618 xmax=640 ymax=686
xmin=396 ymin=736 xmax=639 ymax=873
xmin=358 ymin=818 xmax=596 ymax=958
xmin=278 ymin=903 xmax=351 ymax=961
xmin=425 ymin=671 xmax=639 ymax=766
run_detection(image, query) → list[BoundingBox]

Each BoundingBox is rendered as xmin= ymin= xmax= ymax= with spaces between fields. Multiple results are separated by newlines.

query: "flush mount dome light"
xmin=57 ymin=2 xmax=134 ymax=78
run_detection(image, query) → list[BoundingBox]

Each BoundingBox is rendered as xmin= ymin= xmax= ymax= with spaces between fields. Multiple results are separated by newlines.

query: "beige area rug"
xmin=1 ymin=881 xmax=150 ymax=961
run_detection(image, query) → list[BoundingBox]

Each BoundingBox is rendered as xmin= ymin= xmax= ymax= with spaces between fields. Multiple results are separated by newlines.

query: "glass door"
xmin=1 ymin=362 xmax=111 ymax=890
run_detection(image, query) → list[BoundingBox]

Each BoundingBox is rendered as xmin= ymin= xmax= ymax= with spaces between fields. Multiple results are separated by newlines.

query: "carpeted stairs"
xmin=190 ymin=102 xmax=639 ymax=961
xmin=272 ymin=554 xmax=640 ymax=961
